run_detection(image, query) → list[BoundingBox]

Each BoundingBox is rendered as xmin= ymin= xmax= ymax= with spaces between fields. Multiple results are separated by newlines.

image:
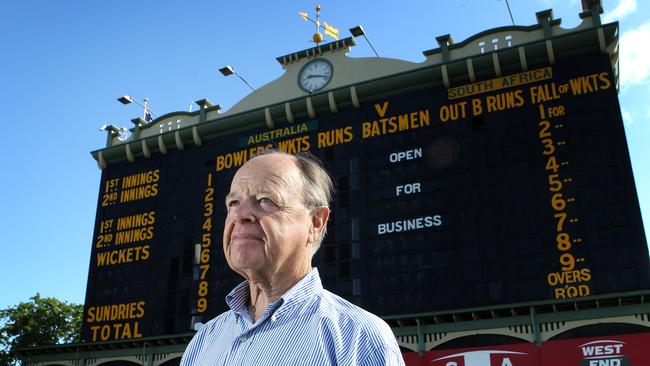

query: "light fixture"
xmin=117 ymin=94 xmax=158 ymax=122
xmin=349 ymin=25 xmax=380 ymax=57
xmin=117 ymin=95 xmax=134 ymax=105
xmin=99 ymin=124 xmax=128 ymax=146
xmin=349 ymin=25 xmax=364 ymax=37
xmin=219 ymin=65 xmax=256 ymax=91
xmin=99 ymin=124 xmax=125 ymax=136
xmin=218 ymin=65 xmax=234 ymax=77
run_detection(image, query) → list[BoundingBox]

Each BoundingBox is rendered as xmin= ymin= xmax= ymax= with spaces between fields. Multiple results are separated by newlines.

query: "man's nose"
xmin=231 ymin=197 xmax=257 ymax=224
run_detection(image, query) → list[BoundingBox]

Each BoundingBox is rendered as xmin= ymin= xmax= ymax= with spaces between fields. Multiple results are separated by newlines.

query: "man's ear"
xmin=309 ymin=206 xmax=330 ymax=243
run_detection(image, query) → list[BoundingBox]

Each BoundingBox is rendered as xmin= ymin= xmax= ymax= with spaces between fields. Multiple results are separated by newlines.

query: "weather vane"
xmin=299 ymin=5 xmax=339 ymax=45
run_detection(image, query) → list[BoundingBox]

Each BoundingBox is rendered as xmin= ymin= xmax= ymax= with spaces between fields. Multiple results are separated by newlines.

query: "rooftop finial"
xmin=298 ymin=5 xmax=339 ymax=46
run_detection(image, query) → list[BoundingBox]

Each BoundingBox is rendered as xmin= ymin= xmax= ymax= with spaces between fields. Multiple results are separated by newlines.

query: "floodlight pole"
xmin=219 ymin=65 xmax=256 ymax=91
xmin=505 ymin=0 xmax=516 ymax=25
xmin=349 ymin=25 xmax=380 ymax=57
xmin=234 ymin=72 xmax=256 ymax=91
xmin=117 ymin=95 xmax=159 ymax=119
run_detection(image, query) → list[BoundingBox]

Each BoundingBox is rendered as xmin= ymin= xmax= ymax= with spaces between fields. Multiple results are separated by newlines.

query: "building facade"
xmin=18 ymin=1 xmax=650 ymax=365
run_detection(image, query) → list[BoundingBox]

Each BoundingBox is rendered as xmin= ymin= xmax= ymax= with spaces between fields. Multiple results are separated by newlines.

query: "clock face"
xmin=298 ymin=59 xmax=333 ymax=92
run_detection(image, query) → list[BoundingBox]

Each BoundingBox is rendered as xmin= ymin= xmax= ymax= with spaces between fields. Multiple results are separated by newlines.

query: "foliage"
xmin=0 ymin=294 xmax=82 ymax=366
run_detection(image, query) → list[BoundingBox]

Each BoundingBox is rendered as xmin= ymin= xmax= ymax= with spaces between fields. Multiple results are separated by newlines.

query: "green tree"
xmin=0 ymin=294 xmax=82 ymax=366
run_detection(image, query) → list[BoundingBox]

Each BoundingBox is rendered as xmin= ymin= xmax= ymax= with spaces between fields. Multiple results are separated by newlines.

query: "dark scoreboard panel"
xmin=82 ymin=53 xmax=649 ymax=342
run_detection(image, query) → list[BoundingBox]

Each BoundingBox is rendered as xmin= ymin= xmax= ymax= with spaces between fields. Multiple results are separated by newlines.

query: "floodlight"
xmin=219 ymin=65 xmax=255 ymax=91
xmin=349 ymin=25 xmax=379 ymax=57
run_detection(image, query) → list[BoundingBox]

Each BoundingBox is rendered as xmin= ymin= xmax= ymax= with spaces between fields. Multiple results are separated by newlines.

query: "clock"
xmin=297 ymin=59 xmax=333 ymax=92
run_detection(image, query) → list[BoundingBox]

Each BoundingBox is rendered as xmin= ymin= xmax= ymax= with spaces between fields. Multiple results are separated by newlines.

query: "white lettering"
xmin=389 ymin=148 xmax=422 ymax=163
xmin=377 ymin=215 xmax=442 ymax=235
xmin=396 ymin=182 xmax=421 ymax=196
xmin=584 ymin=347 xmax=596 ymax=356
xmin=589 ymin=360 xmax=621 ymax=366
xmin=582 ymin=343 xmax=624 ymax=357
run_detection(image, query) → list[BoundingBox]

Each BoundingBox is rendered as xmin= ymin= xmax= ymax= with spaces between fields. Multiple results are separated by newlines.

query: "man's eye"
xmin=257 ymin=197 xmax=277 ymax=208
xmin=227 ymin=200 xmax=239 ymax=208
xmin=258 ymin=197 xmax=272 ymax=204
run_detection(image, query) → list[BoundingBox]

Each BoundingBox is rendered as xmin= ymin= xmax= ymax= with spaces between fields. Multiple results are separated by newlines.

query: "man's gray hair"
xmin=252 ymin=150 xmax=334 ymax=254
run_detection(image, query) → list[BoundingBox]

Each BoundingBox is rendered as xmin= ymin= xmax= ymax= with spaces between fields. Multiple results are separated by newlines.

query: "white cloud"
xmin=619 ymin=21 xmax=650 ymax=89
xmin=603 ymin=0 xmax=637 ymax=23
xmin=621 ymin=108 xmax=634 ymax=126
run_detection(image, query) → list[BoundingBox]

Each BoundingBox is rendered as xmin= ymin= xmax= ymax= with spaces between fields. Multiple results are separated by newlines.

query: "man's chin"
xmin=227 ymin=251 xmax=264 ymax=271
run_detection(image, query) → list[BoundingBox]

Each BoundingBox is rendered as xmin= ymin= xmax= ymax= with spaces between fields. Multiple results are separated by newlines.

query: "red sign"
xmin=540 ymin=333 xmax=650 ymax=366
xmin=402 ymin=333 xmax=650 ymax=366
xmin=404 ymin=343 xmax=540 ymax=366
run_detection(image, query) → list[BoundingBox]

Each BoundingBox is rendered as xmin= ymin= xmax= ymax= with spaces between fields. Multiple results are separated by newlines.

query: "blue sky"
xmin=0 ymin=0 xmax=648 ymax=309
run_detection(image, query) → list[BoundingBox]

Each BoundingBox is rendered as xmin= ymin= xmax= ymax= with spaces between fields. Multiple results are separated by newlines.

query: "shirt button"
xmin=271 ymin=315 xmax=277 ymax=322
xmin=239 ymin=336 xmax=247 ymax=342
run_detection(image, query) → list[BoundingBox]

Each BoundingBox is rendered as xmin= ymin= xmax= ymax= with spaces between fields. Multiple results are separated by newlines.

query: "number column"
xmin=537 ymin=103 xmax=593 ymax=299
xmin=196 ymin=173 xmax=214 ymax=316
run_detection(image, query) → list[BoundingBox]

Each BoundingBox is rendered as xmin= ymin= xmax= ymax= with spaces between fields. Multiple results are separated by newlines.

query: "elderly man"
xmin=180 ymin=151 xmax=405 ymax=365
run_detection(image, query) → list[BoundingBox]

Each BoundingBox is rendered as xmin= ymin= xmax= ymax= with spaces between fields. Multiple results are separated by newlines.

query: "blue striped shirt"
xmin=180 ymin=269 xmax=405 ymax=365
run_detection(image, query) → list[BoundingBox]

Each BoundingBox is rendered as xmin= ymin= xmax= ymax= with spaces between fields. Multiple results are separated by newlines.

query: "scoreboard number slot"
xmin=196 ymin=173 xmax=215 ymax=315
xmin=538 ymin=103 xmax=592 ymax=299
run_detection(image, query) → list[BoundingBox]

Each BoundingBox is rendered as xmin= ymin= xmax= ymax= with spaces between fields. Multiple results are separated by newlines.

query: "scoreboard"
xmin=82 ymin=52 xmax=648 ymax=343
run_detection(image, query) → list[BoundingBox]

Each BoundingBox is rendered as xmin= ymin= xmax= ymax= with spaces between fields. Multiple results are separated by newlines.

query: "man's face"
xmin=223 ymin=154 xmax=315 ymax=279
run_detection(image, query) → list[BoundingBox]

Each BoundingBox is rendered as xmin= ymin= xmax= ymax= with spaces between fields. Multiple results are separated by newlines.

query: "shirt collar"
xmin=225 ymin=268 xmax=323 ymax=319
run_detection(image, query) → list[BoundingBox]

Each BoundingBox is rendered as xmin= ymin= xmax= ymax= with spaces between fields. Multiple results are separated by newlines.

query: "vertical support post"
xmin=416 ymin=318 xmax=425 ymax=356
xmin=545 ymin=40 xmax=556 ymax=65
xmin=158 ymin=135 xmax=167 ymax=154
xmin=597 ymin=28 xmax=606 ymax=53
xmin=531 ymin=306 xmax=542 ymax=345
xmin=264 ymin=107 xmax=274 ymax=128
xmin=350 ymin=86 xmax=360 ymax=108
xmin=467 ymin=58 xmax=476 ymax=82
xmin=441 ymin=64 xmax=450 ymax=88
xmin=436 ymin=35 xmax=453 ymax=88
xmin=142 ymin=140 xmax=151 ymax=158
xmin=536 ymin=10 xmax=554 ymax=38
xmin=436 ymin=34 xmax=453 ymax=63
xmin=195 ymin=99 xmax=215 ymax=124
xmin=131 ymin=118 xmax=144 ymax=140
xmin=580 ymin=0 xmax=603 ymax=27
xmin=192 ymin=126 xmax=202 ymax=146
xmin=146 ymin=343 xmax=154 ymax=366
xmin=328 ymin=91 xmax=338 ymax=113
xmin=126 ymin=143 xmax=135 ymax=162
xmin=98 ymin=151 xmax=107 ymax=170
xmin=492 ymin=52 xmax=502 ymax=76
xmin=175 ymin=131 xmax=185 ymax=150
xmin=518 ymin=46 xmax=528 ymax=71
xmin=306 ymin=96 xmax=316 ymax=119
xmin=285 ymin=102 xmax=295 ymax=123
